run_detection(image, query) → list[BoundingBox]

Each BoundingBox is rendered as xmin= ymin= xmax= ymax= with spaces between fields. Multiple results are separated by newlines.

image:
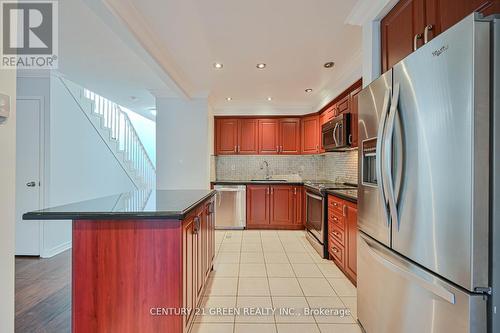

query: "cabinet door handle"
xmin=267 ymin=187 xmax=270 ymax=195
xmin=413 ymin=33 xmax=423 ymax=51
xmin=332 ymin=247 xmax=339 ymax=253
xmin=193 ymin=217 xmax=200 ymax=234
xmin=294 ymin=188 xmax=297 ymax=195
xmin=234 ymin=145 xmax=237 ymax=153
xmin=280 ymin=145 xmax=283 ymax=153
xmin=333 ymin=231 xmax=340 ymax=237
xmin=424 ymin=24 xmax=433 ymax=44
xmin=271 ymin=188 xmax=274 ymax=195
xmin=343 ymin=205 xmax=347 ymax=217
xmin=348 ymin=134 xmax=352 ymax=145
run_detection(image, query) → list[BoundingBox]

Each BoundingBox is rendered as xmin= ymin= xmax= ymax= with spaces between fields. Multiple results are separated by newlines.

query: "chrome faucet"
xmin=260 ymin=160 xmax=270 ymax=179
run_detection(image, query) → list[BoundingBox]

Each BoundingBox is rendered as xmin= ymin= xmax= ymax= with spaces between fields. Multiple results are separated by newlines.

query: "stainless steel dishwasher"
xmin=214 ymin=185 xmax=246 ymax=229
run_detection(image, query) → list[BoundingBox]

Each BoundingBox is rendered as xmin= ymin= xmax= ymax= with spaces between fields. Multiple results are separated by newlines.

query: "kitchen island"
xmin=23 ymin=190 xmax=216 ymax=333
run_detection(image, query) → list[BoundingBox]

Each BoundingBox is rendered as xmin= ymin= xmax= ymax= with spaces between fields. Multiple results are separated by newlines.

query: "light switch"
xmin=0 ymin=93 xmax=10 ymax=119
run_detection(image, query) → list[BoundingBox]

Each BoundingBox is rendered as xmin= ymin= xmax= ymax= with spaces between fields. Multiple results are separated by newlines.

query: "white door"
xmin=15 ymin=98 xmax=42 ymax=255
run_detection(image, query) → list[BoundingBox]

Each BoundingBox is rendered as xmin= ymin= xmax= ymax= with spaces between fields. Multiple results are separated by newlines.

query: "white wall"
xmin=345 ymin=0 xmax=398 ymax=86
xmin=0 ymin=69 xmax=16 ymax=333
xmin=156 ymin=98 xmax=210 ymax=189
xmin=16 ymin=74 xmax=136 ymax=257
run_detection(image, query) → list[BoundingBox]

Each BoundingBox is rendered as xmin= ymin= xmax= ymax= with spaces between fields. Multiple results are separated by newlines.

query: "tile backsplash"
xmin=214 ymin=150 xmax=358 ymax=184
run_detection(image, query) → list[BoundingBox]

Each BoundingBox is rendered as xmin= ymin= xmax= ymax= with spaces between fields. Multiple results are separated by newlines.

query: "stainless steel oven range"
xmin=304 ymin=181 xmax=356 ymax=258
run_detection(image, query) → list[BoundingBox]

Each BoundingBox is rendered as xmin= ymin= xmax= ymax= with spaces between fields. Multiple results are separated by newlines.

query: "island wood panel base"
xmin=72 ymin=220 xmax=184 ymax=333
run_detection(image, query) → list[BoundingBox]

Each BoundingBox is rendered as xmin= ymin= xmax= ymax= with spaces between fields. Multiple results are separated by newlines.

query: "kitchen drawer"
xmin=329 ymin=223 xmax=345 ymax=245
xmin=328 ymin=210 xmax=345 ymax=230
xmin=329 ymin=237 xmax=345 ymax=270
xmin=328 ymin=196 xmax=343 ymax=214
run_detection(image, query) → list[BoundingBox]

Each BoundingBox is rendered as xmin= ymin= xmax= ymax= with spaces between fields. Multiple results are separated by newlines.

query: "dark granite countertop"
xmin=23 ymin=190 xmax=216 ymax=221
xmin=326 ymin=189 xmax=358 ymax=203
xmin=212 ymin=180 xmax=305 ymax=185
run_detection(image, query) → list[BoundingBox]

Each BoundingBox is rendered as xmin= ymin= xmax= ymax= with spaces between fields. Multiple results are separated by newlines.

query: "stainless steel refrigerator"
xmin=357 ymin=13 xmax=499 ymax=333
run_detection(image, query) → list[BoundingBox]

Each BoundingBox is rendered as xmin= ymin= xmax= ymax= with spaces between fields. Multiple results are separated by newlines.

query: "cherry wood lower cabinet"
xmin=327 ymin=195 xmax=358 ymax=285
xmin=247 ymin=185 xmax=304 ymax=229
xmin=72 ymin=196 xmax=216 ymax=333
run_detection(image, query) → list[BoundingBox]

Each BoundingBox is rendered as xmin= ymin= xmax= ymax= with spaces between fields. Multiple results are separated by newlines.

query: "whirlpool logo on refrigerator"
xmin=1 ymin=0 xmax=58 ymax=69
xmin=432 ymin=45 xmax=449 ymax=57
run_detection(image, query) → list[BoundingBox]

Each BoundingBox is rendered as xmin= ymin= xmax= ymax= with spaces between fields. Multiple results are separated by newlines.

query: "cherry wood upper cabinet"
xmin=215 ymin=118 xmax=238 ymax=155
xmin=350 ymin=85 xmax=362 ymax=148
xmin=258 ymin=119 xmax=280 ymax=155
xmin=246 ymin=185 xmax=270 ymax=226
xmin=381 ymin=0 xmax=499 ymax=73
xmin=238 ymin=119 xmax=259 ymax=154
xmin=381 ymin=0 xmax=425 ymax=73
xmin=301 ymin=115 xmax=320 ymax=154
xmin=270 ymin=186 xmax=295 ymax=225
xmin=279 ymin=118 xmax=301 ymax=154
xmin=336 ymin=95 xmax=350 ymax=115
xmin=425 ymin=0 xmax=500 ymax=42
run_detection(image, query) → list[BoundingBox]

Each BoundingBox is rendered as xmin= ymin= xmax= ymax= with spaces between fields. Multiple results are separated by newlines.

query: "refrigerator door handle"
xmin=376 ymin=89 xmax=392 ymax=226
xmin=384 ymin=83 xmax=400 ymax=229
xmin=362 ymin=233 xmax=456 ymax=305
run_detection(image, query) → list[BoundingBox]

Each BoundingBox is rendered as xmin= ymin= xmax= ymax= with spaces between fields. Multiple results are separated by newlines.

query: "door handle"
xmin=332 ymin=123 xmax=339 ymax=146
xmin=193 ymin=216 xmax=200 ymax=234
xmin=413 ymin=33 xmax=423 ymax=51
xmin=384 ymin=83 xmax=400 ymax=230
xmin=361 ymin=234 xmax=456 ymax=304
xmin=348 ymin=134 xmax=352 ymax=145
xmin=376 ymin=89 xmax=392 ymax=226
xmin=423 ymin=24 xmax=433 ymax=44
xmin=26 ymin=181 xmax=36 ymax=187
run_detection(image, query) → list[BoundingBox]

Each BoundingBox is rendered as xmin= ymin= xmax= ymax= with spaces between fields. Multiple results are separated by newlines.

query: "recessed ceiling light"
xmin=213 ymin=62 xmax=224 ymax=69
xmin=226 ymin=97 xmax=232 ymax=101
xmin=305 ymin=88 xmax=313 ymax=93
xmin=324 ymin=62 xmax=335 ymax=68
xmin=256 ymin=63 xmax=266 ymax=69
xmin=267 ymin=97 xmax=273 ymax=101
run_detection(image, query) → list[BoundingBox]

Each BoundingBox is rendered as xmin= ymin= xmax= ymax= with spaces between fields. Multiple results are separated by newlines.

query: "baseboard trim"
xmin=40 ymin=241 xmax=72 ymax=258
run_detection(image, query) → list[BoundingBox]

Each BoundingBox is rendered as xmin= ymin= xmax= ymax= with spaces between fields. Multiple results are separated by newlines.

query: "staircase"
xmin=59 ymin=76 xmax=156 ymax=190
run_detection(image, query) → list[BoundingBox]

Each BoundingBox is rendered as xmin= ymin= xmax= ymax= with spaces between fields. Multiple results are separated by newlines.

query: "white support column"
xmin=156 ymin=98 xmax=210 ymax=190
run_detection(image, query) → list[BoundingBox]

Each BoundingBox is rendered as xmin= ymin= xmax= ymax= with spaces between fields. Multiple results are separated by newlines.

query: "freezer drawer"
xmin=358 ymin=233 xmax=487 ymax=333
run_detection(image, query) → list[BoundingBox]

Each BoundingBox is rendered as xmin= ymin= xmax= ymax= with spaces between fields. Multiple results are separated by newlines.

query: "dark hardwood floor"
xmin=15 ymin=250 xmax=71 ymax=333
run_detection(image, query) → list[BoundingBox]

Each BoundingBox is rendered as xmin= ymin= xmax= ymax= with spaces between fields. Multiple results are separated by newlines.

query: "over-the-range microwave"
xmin=321 ymin=113 xmax=351 ymax=151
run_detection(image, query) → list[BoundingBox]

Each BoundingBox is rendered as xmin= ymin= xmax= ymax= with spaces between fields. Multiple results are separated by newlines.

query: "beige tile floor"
xmin=191 ymin=230 xmax=362 ymax=333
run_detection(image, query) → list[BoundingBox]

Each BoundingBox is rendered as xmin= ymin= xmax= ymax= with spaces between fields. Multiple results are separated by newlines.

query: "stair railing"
xmin=83 ymin=89 xmax=156 ymax=189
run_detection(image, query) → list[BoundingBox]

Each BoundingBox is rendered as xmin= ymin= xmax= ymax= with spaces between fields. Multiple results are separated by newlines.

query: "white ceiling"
xmin=104 ymin=0 xmax=363 ymax=115
xmin=57 ymin=0 xmax=176 ymax=120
